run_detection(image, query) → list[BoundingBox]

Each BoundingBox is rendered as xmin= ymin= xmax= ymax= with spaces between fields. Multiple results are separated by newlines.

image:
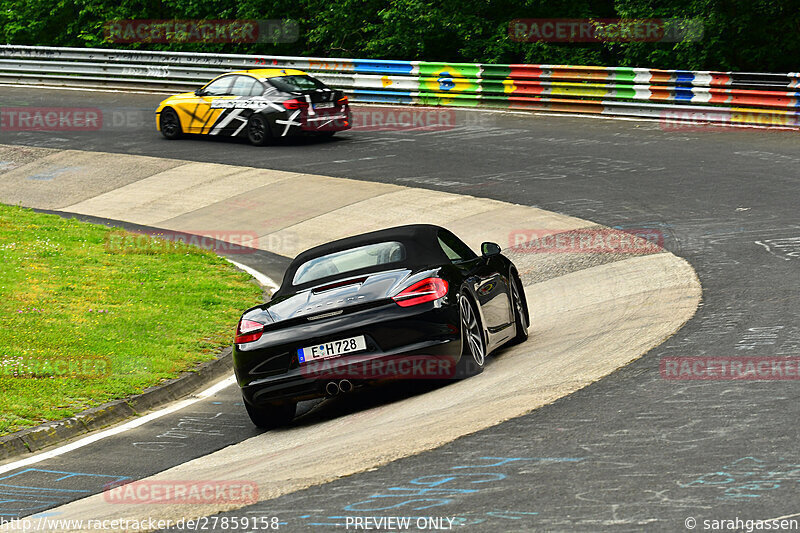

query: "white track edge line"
xmin=0 ymin=375 xmax=235 ymax=475
xmin=226 ymin=259 xmax=280 ymax=291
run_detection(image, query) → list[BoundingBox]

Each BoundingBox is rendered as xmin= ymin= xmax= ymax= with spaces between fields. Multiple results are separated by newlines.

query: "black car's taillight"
xmin=235 ymin=318 xmax=266 ymax=344
xmin=283 ymin=98 xmax=309 ymax=110
xmin=392 ymin=278 xmax=449 ymax=307
xmin=337 ymin=95 xmax=349 ymax=105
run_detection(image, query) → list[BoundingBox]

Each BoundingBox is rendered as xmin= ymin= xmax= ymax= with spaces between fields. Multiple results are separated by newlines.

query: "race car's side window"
xmin=230 ymin=76 xmax=263 ymax=97
xmin=203 ymin=76 xmax=234 ymax=96
xmin=438 ymin=230 xmax=478 ymax=264
xmin=249 ymin=81 xmax=266 ymax=96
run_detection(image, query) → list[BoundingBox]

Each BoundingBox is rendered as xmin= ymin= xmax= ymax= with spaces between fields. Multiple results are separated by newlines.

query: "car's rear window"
xmin=268 ymin=75 xmax=326 ymax=93
xmin=292 ymin=241 xmax=406 ymax=286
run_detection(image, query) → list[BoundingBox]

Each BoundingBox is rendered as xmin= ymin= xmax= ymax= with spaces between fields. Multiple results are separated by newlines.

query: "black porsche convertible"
xmin=233 ymin=224 xmax=529 ymax=428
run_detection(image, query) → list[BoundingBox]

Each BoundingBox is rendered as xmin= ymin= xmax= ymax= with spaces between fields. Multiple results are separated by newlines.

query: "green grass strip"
xmin=0 ymin=204 xmax=262 ymax=435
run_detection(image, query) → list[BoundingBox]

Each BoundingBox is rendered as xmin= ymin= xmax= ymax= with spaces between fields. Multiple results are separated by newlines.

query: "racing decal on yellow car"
xmin=207 ymin=97 xmax=286 ymax=136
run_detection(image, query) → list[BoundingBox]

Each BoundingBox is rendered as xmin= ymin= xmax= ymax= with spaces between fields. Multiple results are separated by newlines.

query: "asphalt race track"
xmin=1 ymin=86 xmax=799 ymax=532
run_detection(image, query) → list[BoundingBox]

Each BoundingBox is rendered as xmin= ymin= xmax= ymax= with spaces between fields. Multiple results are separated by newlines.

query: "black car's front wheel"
xmin=509 ymin=272 xmax=529 ymax=344
xmin=159 ymin=108 xmax=182 ymax=140
xmin=247 ymin=114 xmax=272 ymax=146
xmin=244 ymin=399 xmax=296 ymax=428
xmin=457 ymin=294 xmax=485 ymax=378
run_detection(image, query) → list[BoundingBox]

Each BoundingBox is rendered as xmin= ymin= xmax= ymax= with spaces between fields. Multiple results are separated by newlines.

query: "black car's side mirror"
xmin=481 ymin=242 xmax=501 ymax=258
xmin=194 ymin=88 xmax=206 ymax=96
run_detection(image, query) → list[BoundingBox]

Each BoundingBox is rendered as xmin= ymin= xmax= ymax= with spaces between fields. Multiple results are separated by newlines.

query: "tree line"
xmin=1 ymin=0 xmax=797 ymax=72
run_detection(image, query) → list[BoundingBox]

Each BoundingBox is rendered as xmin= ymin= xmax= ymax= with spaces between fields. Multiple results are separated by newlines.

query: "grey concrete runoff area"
xmin=0 ymin=85 xmax=797 ymax=532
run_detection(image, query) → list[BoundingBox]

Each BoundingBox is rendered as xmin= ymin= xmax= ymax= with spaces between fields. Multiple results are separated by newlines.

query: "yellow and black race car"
xmin=155 ymin=69 xmax=351 ymax=145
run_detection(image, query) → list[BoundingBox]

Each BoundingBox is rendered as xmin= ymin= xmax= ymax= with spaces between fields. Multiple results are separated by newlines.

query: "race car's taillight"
xmin=235 ymin=319 xmax=266 ymax=344
xmin=392 ymin=278 xmax=449 ymax=307
xmin=283 ymin=98 xmax=309 ymax=110
xmin=337 ymin=96 xmax=349 ymax=105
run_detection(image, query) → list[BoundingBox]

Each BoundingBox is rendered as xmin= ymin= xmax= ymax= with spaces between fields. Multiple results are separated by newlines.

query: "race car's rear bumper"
xmin=240 ymin=339 xmax=462 ymax=406
xmin=235 ymin=302 xmax=464 ymax=407
xmin=300 ymin=105 xmax=352 ymax=133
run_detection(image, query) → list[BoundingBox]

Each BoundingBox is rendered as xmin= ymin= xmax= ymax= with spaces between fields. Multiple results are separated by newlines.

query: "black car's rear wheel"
xmin=457 ymin=294 xmax=485 ymax=377
xmin=244 ymin=399 xmax=296 ymax=428
xmin=247 ymin=114 xmax=272 ymax=146
xmin=159 ymin=108 xmax=182 ymax=140
xmin=509 ymin=272 xmax=529 ymax=344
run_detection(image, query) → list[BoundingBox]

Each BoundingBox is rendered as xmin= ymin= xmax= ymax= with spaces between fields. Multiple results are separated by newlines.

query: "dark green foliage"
xmin=0 ymin=0 xmax=796 ymax=71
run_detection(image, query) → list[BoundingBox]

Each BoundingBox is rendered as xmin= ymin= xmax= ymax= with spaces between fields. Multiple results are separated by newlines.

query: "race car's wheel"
xmin=247 ymin=114 xmax=272 ymax=146
xmin=244 ymin=399 xmax=296 ymax=429
xmin=159 ymin=108 xmax=182 ymax=140
xmin=457 ymin=294 xmax=485 ymax=378
xmin=509 ymin=272 xmax=529 ymax=345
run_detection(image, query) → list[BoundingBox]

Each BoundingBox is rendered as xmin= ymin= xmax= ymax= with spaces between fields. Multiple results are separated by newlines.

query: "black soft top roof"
xmin=278 ymin=224 xmax=450 ymax=291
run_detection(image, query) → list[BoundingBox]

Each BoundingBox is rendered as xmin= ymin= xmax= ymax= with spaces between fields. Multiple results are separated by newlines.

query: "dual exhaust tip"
xmin=325 ymin=379 xmax=353 ymax=397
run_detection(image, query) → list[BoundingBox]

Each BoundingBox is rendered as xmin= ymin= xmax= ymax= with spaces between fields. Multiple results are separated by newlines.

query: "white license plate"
xmin=314 ymin=102 xmax=335 ymax=109
xmin=298 ymin=335 xmax=366 ymax=363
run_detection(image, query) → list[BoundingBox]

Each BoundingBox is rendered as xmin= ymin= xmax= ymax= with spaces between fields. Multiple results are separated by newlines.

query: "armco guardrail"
xmin=1 ymin=45 xmax=798 ymax=127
